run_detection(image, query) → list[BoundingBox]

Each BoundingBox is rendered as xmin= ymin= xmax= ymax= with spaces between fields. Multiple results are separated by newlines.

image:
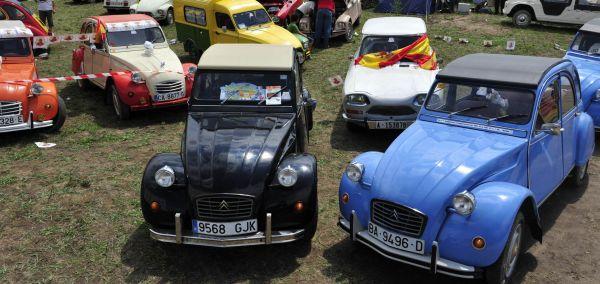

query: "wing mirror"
xmin=540 ymin=122 xmax=564 ymax=135
xmin=221 ymin=26 xmax=228 ymax=33
xmin=168 ymin=39 xmax=177 ymax=45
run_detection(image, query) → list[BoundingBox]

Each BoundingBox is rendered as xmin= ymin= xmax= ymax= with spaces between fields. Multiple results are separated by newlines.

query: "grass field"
xmin=1 ymin=1 xmax=598 ymax=283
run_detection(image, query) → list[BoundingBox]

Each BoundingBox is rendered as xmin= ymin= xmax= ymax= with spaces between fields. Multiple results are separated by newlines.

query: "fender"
xmin=182 ymin=62 xmax=197 ymax=98
xmin=141 ymin=153 xmax=188 ymax=228
xmin=575 ymin=112 xmax=595 ymax=165
xmin=336 ymin=14 xmax=352 ymax=26
xmin=71 ymin=47 xmax=85 ymax=74
xmin=28 ymin=82 xmax=59 ymax=121
xmin=158 ymin=4 xmax=172 ymax=14
xmin=111 ymin=73 xmax=151 ymax=106
xmin=436 ymin=182 xmax=541 ymax=268
xmin=580 ymin=75 xmax=600 ymax=110
xmin=338 ymin=151 xmax=383 ymax=227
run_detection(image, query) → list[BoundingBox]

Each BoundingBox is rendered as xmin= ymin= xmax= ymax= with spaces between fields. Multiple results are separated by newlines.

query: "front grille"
xmin=196 ymin=195 xmax=254 ymax=221
xmin=367 ymin=106 xmax=416 ymax=116
xmin=155 ymin=80 xmax=184 ymax=95
xmin=0 ymin=101 xmax=22 ymax=116
xmin=371 ymin=200 xmax=427 ymax=238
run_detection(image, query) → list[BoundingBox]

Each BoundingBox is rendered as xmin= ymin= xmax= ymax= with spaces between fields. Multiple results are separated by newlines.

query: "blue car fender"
xmin=338 ymin=151 xmax=383 ymax=227
xmin=575 ymin=112 xmax=595 ymax=165
xmin=436 ymin=182 xmax=541 ymax=268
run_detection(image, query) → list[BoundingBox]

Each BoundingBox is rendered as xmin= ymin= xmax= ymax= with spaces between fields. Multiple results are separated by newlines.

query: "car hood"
xmin=110 ymin=46 xmax=183 ymax=74
xmin=370 ymin=120 xmax=526 ymax=235
xmin=239 ymin=25 xmax=302 ymax=49
xmin=344 ymin=64 xmax=438 ymax=98
xmin=184 ymin=113 xmax=295 ymax=199
xmin=0 ymin=63 xmax=35 ymax=82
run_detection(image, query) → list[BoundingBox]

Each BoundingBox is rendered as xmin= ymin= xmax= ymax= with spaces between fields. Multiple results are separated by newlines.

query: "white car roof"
xmin=199 ymin=44 xmax=294 ymax=71
xmin=361 ymin=17 xmax=427 ymax=36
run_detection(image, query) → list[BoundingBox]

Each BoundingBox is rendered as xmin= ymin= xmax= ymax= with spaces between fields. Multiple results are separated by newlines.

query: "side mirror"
xmin=221 ymin=26 xmax=227 ymax=33
xmin=90 ymin=44 xmax=97 ymax=53
xmin=540 ymin=122 xmax=563 ymax=135
xmin=168 ymin=39 xmax=177 ymax=45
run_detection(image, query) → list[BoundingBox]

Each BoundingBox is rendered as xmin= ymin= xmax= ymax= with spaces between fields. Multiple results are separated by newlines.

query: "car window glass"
xmin=106 ymin=27 xmax=165 ymax=47
xmin=535 ymin=80 xmax=560 ymax=130
xmin=560 ymin=75 xmax=576 ymax=115
xmin=184 ymin=6 xmax=206 ymax=26
xmin=571 ymin=31 xmax=600 ymax=54
xmin=232 ymin=9 xmax=270 ymax=29
xmin=0 ymin=38 xmax=30 ymax=57
xmin=359 ymin=36 xmax=421 ymax=56
xmin=425 ymin=82 xmax=535 ymax=125
xmin=3 ymin=5 xmax=24 ymax=20
xmin=215 ymin=12 xmax=235 ymax=30
xmin=577 ymin=0 xmax=600 ymax=11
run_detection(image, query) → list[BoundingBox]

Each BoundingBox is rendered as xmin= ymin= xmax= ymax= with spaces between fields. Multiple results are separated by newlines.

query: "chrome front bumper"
xmin=0 ymin=112 xmax=52 ymax=133
xmin=149 ymin=213 xmax=305 ymax=248
xmin=338 ymin=213 xmax=479 ymax=279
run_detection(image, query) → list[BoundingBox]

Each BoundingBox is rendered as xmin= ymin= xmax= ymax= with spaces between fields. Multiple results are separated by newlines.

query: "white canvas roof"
xmin=199 ymin=44 xmax=295 ymax=71
xmin=361 ymin=17 xmax=427 ymax=36
xmin=0 ymin=21 xmax=33 ymax=38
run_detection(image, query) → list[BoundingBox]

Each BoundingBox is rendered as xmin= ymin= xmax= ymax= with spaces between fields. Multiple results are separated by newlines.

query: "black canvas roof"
xmin=581 ymin=18 xmax=600 ymax=34
xmin=437 ymin=54 xmax=564 ymax=87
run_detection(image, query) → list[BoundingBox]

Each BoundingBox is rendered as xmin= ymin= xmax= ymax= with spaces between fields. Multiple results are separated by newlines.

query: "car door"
xmin=538 ymin=0 xmax=573 ymax=22
xmin=80 ymin=21 xmax=95 ymax=75
xmin=559 ymin=74 xmax=578 ymax=177
xmin=529 ymin=77 xmax=564 ymax=204
xmin=573 ymin=0 xmax=600 ymax=24
xmin=212 ymin=12 xmax=238 ymax=43
xmin=90 ymin=24 xmax=110 ymax=88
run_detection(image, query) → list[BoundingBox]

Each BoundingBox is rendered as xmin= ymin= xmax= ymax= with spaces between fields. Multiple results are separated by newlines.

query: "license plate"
xmin=109 ymin=0 xmax=124 ymax=6
xmin=0 ymin=115 xmax=23 ymax=126
xmin=153 ymin=91 xmax=185 ymax=102
xmin=368 ymin=222 xmax=425 ymax=254
xmin=192 ymin=219 xmax=258 ymax=236
xmin=368 ymin=121 xmax=413 ymax=129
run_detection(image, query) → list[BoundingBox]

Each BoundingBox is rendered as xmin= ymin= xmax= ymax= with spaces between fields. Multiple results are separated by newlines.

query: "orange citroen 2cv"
xmin=0 ymin=21 xmax=65 ymax=133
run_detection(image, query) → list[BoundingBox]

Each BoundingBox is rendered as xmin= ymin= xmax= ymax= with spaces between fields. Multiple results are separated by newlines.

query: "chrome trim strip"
xmin=0 ymin=120 xmax=53 ymax=133
xmin=339 ymin=217 xmax=476 ymax=279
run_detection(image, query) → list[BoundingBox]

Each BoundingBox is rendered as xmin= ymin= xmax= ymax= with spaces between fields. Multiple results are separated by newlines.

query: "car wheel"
xmin=513 ymin=10 xmax=532 ymax=27
xmin=345 ymin=22 xmax=354 ymax=43
xmin=43 ymin=96 xmax=67 ymax=133
xmin=164 ymin=8 xmax=174 ymax=26
xmin=110 ymin=84 xmax=131 ymax=120
xmin=572 ymin=161 xmax=589 ymax=187
xmin=485 ymin=212 xmax=524 ymax=284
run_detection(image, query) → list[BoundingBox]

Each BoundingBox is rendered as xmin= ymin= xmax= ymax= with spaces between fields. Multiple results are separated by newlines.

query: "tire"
xmin=513 ymin=10 xmax=532 ymax=27
xmin=485 ymin=212 xmax=525 ymax=284
xmin=109 ymin=83 xmax=131 ymax=120
xmin=163 ymin=8 xmax=174 ymax=26
xmin=345 ymin=22 xmax=354 ymax=43
xmin=572 ymin=161 xmax=589 ymax=187
xmin=43 ymin=96 xmax=67 ymax=133
xmin=354 ymin=16 xmax=361 ymax=27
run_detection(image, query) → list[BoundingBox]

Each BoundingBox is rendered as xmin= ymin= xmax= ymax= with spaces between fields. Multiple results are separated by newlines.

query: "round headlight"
xmin=345 ymin=162 xmax=364 ymax=183
xmin=187 ymin=65 xmax=198 ymax=75
xmin=131 ymin=72 xmax=144 ymax=84
xmin=155 ymin=165 xmax=175 ymax=188
xmin=30 ymin=83 xmax=44 ymax=95
xmin=278 ymin=166 xmax=297 ymax=187
xmin=157 ymin=10 xmax=164 ymax=15
xmin=452 ymin=191 xmax=476 ymax=216
xmin=413 ymin=93 xmax=427 ymax=106
xmin=346 ymin=94 xmax=369 ymax=106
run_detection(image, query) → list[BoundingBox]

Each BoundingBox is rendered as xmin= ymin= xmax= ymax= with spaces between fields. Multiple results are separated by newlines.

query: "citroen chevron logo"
xmin=219 ymin=200 xmax=229 ymax=210
xmin=392 ymin=209 xmax=400 ymax=221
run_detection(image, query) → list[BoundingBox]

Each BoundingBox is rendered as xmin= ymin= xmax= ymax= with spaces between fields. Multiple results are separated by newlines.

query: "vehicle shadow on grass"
xmin=498 ymin=21 xmax=579 ymax=34
xmin=328 ymin=106 xmax=400 ymax=152
xmin=61 ymin=82 xmax=187 ymax=129
xmin=121 ymin=224 xmax=311 ymax=283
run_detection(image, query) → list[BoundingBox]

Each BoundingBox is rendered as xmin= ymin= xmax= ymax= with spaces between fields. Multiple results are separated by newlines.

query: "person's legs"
xmin=314 ymin=9 xmax=324 ymax=48
xmin=39 ymin=10 xmax=53 ymax=35
xmin=322 ymin=9 xmax=332 ymax=49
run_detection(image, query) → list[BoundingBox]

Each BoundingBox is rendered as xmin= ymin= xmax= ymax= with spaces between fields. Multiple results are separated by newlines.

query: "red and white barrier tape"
xmin=1 ymin=71 xmax=130 ymax=84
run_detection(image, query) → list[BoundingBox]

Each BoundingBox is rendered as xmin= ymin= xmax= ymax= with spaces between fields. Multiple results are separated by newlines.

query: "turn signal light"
xmin=139 ymin=97 xmax=147 ymax=104
xmin=342 ymin=193 xmax=349 ymax=204
xmin=294 ymin=201 xmax=304 ymax=212
xmin=473 ymin=236 xmax=486 ymax=250
xmin=128 ymin=92 xmax=135 ymax=97
xmin=150 ymin=201 xmax=160 ymax=212
xmin=44 ymin=104 xmax=52 ymax=109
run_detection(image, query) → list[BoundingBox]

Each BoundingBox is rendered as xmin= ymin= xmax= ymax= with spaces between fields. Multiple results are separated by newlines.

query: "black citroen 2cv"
xmin=140 ymin=44 xmax=318 ymax=247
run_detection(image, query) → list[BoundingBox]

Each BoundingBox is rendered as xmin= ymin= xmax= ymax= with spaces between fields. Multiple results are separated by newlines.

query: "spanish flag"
xmin=354 ymin=34 xmax=438 ymax=70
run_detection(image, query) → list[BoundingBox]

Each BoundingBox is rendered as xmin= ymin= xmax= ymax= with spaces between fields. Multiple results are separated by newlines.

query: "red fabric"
xmin=317 ymin=0 xmax=335 ymax=12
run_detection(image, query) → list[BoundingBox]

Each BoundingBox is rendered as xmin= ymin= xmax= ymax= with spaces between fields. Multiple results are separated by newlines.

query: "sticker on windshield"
xmin=220 ymin=83 xmax=264 ymax=101
xmin=131 ymin=30 xmax=137 ymax=35
xmin=265 ymin=86 xmax=283 ymax=105
xmin=388 ymin=37 xmax=395 ymax=43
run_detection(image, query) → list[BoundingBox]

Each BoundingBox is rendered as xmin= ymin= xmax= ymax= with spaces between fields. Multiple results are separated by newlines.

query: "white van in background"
xmin=504 ymin=0 xmax=600 ymax=27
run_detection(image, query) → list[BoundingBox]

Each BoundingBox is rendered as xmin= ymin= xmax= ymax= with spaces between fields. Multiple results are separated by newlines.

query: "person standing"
xmin=314 ymin=0 xmax=334 ymax=49
xmin=494 ymin=0 xmax=506 ymax=15
xmin=36 ymin=0 xmax=55 ymax=35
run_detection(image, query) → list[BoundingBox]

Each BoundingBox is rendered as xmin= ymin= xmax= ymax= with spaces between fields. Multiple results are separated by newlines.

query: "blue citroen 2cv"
xmin=565 ymin=18 xmax=600 ymax=129
xmin=337 ymin=54 xmax=594 ymax=283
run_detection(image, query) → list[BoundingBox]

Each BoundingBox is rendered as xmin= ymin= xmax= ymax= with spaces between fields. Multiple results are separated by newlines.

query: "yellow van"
xmin=174 ymin=0 xmax=308 ymax=62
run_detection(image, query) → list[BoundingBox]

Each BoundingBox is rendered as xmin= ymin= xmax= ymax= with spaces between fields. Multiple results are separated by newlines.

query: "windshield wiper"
xmin=258 ymin=86 xmax=288 ymax=105
xmin=449 ymin=105 xmax=487 ymax=116
xmin=484 ymin=113 xmax=529 ymax=123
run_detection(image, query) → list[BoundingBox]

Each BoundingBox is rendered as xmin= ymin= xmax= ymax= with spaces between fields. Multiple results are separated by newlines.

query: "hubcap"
xmin=502 ymin=222 xmax=522 ymax=280
xmin=518 ymin=15 xmax=527 ymax=24
xmin=112 ymin=87 xmax=121 ymax=116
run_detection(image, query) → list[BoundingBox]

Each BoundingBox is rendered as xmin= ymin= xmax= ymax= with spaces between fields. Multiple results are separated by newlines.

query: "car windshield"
xmin=193 ymin=71 xmax=293 ymax=106
xmin=106 ymin=27 xmax=165 ymax=47
xmin=359 ymin=35 xmax=421 ymax=56
xmin=424 ymin=82 xmax=535 ymax=125
xmin=571 ymin=31 xmax=600 ymax=55
xmin=233 ymin=9 xmax=271 ymax=29
xmin=0 ymin=38 xmax=31 ymax=57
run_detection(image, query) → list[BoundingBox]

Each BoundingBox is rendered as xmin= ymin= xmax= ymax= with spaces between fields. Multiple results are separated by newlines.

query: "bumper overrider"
xmin=149 ymin=212 xmax=305 ymax=247
xmin=0 ymin=111 xmax=52 ymax=133
xmin=338 ymin=212 xmax=481 ymax=279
